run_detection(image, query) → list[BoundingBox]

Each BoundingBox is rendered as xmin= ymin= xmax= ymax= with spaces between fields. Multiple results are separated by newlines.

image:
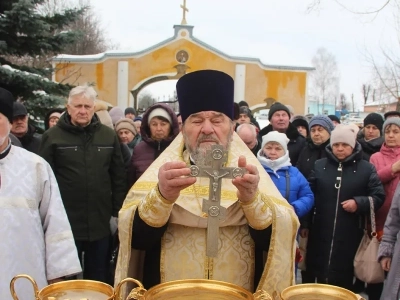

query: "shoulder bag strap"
xmin=368 ymin=196 xmax=377 ymax=235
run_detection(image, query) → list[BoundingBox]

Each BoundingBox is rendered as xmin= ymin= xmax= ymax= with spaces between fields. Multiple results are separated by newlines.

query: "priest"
xmin=115 ymin=70 xmax=299 ymax=297
xmin=0 ymin=88 xmax=81 ymax=299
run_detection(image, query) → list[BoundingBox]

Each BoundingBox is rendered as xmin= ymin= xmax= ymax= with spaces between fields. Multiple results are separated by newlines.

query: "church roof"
xmin=52 ymin=25 xmax=314 ymax=72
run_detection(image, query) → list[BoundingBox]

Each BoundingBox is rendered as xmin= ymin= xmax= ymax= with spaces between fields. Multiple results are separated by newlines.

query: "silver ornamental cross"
xmin=189 ymin=144 xmax=246 ymax=257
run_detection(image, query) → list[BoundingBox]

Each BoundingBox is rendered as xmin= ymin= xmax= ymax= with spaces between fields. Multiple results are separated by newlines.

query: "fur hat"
xmin=330 ymin=124 xmax=356 ymax=148
xmin=177 ymin=70 xmax=234 ymax=123
xmin=148 ymin=107 xmax=172 ymax=125
xmin=328 ymin=115 xmax=341 ymax=124
xmin=94 ymin=100 xmax=113 ymax=129
xmin=309 ymin=115 xmax=335 ymax=134
xmin=268 ymin=102 xmax=290 ymax=120
xmin=364 ymin=113 xmax=384 ymax=132
xmin=0 ymin=88 xmax=14 ymax=123
xmin=115 ymin=118 xmax=137 ymax=135
xmin=109 ymin=107 xmax=124 ymax=126
xmin=383 ymin=117 xmax=400 ymax=132
xmin=261 ymin=131 xmax=289 ymax=154
xmin=384 ymin=111 xmax=400 ymax=120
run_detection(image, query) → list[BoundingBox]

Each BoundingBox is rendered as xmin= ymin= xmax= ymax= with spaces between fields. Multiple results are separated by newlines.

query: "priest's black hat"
xmin=176 ymin=70 xmax=234 ymax=123
xmin=0 ymin=88 xmax=14 ymax=123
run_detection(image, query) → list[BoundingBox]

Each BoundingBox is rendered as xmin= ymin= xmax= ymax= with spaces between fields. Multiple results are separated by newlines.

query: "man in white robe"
xmin=0 ymin=88 xmax=81 ymax=300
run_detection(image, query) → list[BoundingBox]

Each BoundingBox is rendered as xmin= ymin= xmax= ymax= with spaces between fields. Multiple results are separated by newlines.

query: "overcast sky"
xmin=91 ymin=0 xmax=397 ymax=110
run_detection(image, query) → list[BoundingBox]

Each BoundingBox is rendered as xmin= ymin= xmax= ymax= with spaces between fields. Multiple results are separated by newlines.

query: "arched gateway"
xmin=52 ymin=21 xmax=313 ymax=113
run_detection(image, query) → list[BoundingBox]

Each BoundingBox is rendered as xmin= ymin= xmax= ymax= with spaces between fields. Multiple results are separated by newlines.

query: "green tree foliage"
xmin=0 ymin=0 xmax=83 ymax=119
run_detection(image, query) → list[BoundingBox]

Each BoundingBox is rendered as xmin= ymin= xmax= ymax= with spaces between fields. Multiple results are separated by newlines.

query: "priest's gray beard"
xmin=183 ymin=132 xmax=233 ymax=165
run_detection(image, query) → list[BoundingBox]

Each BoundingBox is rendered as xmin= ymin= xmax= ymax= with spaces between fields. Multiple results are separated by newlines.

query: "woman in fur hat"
xmin=305 ymin=125 xmax=384 ymax=291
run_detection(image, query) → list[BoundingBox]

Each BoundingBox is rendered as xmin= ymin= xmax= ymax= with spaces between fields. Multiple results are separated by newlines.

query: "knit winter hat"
xmin=115 ymin=118 xmax=137 ymax=135
xmin=109 ymin=107 xmax=124 ymax=126
xmin=383 ymin=117 xmax=400 ymax=132
xmin=268 ymin=102 xmax=290 ymax=120
xmin=363 ymin=113 xmax=384 ymax=131
xmin=148 ymin=107 xmax=172 ymax=125
xmin=261 ymin=131 xmax=289 ymax=154
xmin=238 ymin=100 xmax=249 ymax=107
xmin=330 ymin=124 xmax=356 ymax=148
xmin=309 ymin=115 xmax=335 ymax=134
xmin=125 ymin=107 xmax=136 ymax=115
xmin=328 ymin=115 xmax=341 ymax=124
xmin=291 ymin=115 xmax=309 ymax=136
xmin=348 ymin=123 xmax=360 ymax=136
xmin=0 ymin=88 xmax=14 ymax=123
xmin=239 ymin=107 xmax=251 ymax=118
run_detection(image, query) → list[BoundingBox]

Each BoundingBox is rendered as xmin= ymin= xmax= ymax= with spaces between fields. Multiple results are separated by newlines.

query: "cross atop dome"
xmin=180 ymin=0 xmax=189 ymax=25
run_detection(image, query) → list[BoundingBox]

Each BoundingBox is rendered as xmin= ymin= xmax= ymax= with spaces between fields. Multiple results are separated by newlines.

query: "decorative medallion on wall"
xmin=176 ymin=50 xmax=189 ymax=64
xmin=264 ymin=97 xmax=276 ymax=109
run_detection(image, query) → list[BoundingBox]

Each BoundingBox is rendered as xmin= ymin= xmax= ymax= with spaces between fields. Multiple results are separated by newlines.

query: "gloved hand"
xmin=110 ymin=216 xmax=118 ymax=235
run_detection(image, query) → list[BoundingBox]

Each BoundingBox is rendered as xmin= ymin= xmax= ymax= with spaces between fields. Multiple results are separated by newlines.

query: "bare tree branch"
xmin=306 ymin=0 xmax=392 ymax=14
xmin=309 ymin=48 xmax=340 ymax=114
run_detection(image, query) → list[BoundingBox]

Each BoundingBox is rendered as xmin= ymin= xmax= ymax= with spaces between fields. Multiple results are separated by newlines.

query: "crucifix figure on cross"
xmin=180 ymin=0 xmax=189 ymax=25
xmin=189 ymin=144 xmax=246 ymax=257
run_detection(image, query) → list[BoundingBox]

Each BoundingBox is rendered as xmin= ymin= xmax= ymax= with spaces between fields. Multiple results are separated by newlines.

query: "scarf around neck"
xmin=257 ymin=149 xmax=292 ymax=178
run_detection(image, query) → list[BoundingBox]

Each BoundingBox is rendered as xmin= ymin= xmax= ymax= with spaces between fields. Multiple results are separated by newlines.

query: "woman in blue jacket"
xmin=257 ymin=131 xmax=314 ymax=218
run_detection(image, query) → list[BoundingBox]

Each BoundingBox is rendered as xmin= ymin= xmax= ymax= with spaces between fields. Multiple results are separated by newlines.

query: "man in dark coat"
xmin=259 ymin=102 xmax=306 ymax=165
xmin=39 ymin=85 xmax=126 ymax=283
xmin=11 ymin=102 xmax=41 ymax=153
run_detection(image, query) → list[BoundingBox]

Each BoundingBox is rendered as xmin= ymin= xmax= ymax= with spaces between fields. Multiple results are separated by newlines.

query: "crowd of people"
xmin=2 ymin=70 xmax=400 ymax=299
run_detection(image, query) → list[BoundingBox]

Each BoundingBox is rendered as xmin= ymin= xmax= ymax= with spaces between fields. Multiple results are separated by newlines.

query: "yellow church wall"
xmin=55 ymin=59 xmax=120 ymax=103
xmin=53 ymin=35 xmax=308 ymax=113
xmin=127 ymin=39 xmax=236 ymax=92
xmin=243 ymin=64 xmax=306 ymax=114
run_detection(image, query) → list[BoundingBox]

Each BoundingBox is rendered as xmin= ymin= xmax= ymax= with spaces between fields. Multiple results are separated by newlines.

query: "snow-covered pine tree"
xmin=0 ymin=0 xmax=82 ymax=122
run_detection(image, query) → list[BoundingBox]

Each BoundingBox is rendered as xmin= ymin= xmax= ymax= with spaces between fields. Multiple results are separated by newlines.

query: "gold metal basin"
xmin=280 ymin=284 xmax=366 ymax=300
xmin=10 ymin=274 xmax=138 ymax=300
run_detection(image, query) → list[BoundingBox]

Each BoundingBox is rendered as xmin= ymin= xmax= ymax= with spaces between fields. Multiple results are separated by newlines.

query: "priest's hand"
xmin=232 ymin=155 xmax=259 ymax=204
xmin=158 ymin=161 xmax=196 ymax=203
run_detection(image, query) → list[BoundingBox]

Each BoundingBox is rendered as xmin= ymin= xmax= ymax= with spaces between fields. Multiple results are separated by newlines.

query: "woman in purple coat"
xmin=128 ymin=103 xmax=179 ymax=187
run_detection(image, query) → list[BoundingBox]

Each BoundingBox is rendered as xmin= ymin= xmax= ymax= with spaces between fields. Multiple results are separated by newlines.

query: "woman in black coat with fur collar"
xmin=305 ymin=125 xmax=385 ymax=291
